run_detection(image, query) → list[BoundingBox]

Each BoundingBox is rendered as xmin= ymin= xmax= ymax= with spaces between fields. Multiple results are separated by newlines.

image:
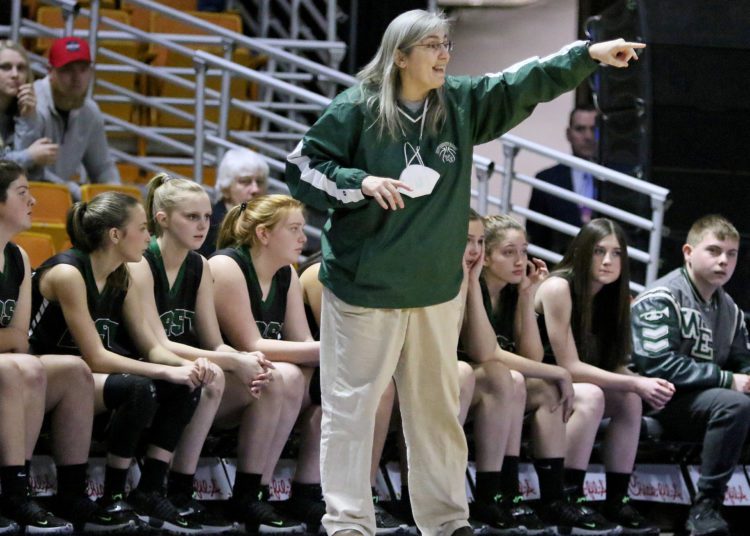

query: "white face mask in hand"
xmin=399 ymin=164 xmax=440 ymax=198
xmin=398 ymin=141 xmax=440 ymax=198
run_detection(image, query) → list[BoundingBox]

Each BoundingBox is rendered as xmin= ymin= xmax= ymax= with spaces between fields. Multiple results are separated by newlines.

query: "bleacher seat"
xmin=34 ymin=7 xmax=131 ymax=55
xmin=13 ymin=232 xmax=56 ymax=269
xmin=28 ymin=182 xmax=73 ymax=253
xmin=24 ymin=0 xmax=118 ymax=20
xmin=144 ymin=11 xmax=262 ymax=134
xmin=80 ymin=183 xmax=143 ymax=203
xmin=29 ymin=182 xmax=72 ymax=224
xmin=28 ymin=223 xmax=70 ymax=253
xmin=153 ymin=0 xmax=198 ymax=10
xmin=117 ymin=163 xmax=146 ymax=185
xmin=121 ymin=0 xmax=198 ymax=32
xmin=161 ymin=165 xmax=217 ymax=187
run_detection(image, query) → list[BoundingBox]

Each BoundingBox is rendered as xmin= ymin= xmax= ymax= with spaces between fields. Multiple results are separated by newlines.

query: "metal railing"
xmin=473 ymin=134 xmax=669 ymax=291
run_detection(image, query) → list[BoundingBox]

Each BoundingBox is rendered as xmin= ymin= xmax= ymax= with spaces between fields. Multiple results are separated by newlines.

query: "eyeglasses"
xmin=412 ymin=40 xmax=454 ymax=53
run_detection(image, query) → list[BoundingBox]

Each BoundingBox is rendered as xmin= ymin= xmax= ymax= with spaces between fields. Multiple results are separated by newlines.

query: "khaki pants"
xmin=319 ymin=288 xmax=469 ymax=536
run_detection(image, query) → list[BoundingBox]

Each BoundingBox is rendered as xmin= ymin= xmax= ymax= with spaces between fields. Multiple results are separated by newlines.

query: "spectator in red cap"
xmin=24 ymin=36 xmax=119 ymax=199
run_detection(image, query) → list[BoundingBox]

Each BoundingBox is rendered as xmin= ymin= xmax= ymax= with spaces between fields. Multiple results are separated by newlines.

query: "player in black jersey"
xmin=129 ymin=173 xmax=295 ymax=534
xmin=210 ymin=195 xmax=320 ymax=533
xmin=28 ymin=191 xmax=221 ymax=535
xmin=0 ymin=160 xmax=131 ymax=534
xmin=470 ymin=213 xmax=620 ymax=535
xmin=535 ymin=219 xmax=674 ymax=535
xmin=454 ymin=212 xmax=548 ymax=536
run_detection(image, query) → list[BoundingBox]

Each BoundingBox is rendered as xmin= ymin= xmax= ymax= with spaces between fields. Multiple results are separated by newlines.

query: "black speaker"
xmin=588 ymin=0 xmax=750 ymax=279
xmin=597 ymin=107 xmax=648 ymax=172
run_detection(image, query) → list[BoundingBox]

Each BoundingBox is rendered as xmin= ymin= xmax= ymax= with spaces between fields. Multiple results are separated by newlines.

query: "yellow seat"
xmin=145 ymin=11 xmax=260 ymax=133
xmin=29 ymin=182 xmax=73 ymax=225
xmin=160 ymin=165 xmax=217 ymax=188
xmin=94 ymin=41 xmax=141 ymax=125
xmin=34 ymin=7 xmax=131 ymax=55
xmin=151 ymin=0 xmax=198 ymax=10
xmin=120 ymin=0 xmax=151 ymax=32
xmin=28 ymin=223 xmax=71 ymax=253
xmin=21 ymin=0 xmax=119 ymax=21
xmin=121 ymin=0 xmax=199 ymax=32
xmin=13 ymin=232 xmax=56 ymax=269
xmin=117 ymin=163 xmax=147 ymax=185
xmin=80 ymin=184 xmax=143 ymax=203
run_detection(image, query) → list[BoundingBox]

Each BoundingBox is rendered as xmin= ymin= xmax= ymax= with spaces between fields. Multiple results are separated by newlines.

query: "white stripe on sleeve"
xmin=288 ymin=141 xmax=365 ymax=205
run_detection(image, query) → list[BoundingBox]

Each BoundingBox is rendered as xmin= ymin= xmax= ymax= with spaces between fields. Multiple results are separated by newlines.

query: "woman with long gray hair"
xmin=286 ymin=9 xmax=643 ymax=536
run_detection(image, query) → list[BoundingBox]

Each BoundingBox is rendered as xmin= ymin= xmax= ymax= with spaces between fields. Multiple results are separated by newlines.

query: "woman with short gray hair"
xmin=199 ymin=147 xmax=269 ymax=256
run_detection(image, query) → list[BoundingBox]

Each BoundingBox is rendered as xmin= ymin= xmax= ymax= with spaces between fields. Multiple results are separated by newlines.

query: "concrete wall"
xmin=448 ymin=0 xmax=579 ymax=214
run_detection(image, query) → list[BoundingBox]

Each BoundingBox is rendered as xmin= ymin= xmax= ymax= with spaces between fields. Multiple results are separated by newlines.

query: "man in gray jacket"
xmin=29 ymin=37 xmax=119 ymax=199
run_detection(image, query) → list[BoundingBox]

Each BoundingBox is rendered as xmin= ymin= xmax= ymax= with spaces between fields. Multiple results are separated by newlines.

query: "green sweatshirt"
xmin=286 ymin=42 xmax=597 ymax=308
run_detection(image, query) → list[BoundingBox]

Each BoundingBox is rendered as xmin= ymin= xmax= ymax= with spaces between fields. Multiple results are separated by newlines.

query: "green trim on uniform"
xmin=143 ymin=238 xmax=202 ymax=347
xmin=238 ymin=245 xmax=278 ymax=312
xmin=147 ymin=238 xmax=188 ymax=301
xmin=211 ymin=246 xmax=292 ymax=341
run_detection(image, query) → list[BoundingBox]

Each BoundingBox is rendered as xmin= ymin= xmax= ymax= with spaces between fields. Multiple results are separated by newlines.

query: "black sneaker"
xmin=170 ymin=492 xmax=235 ymax=534
xmin=229 ymin=491 xmax=305 ymax=534
xmin=0 ymin=513 xmax=19 ymax=534
xmin=506 ymin=496 xmax=554 ymax=535
xmin=2 ymin=497 xmax=73 ymax=534
xmin=468 ymin=497 xmax=525 ymax=535
xmin=543 ymin=498 xmax=622 ymax=535
xmin=55 ymin=493 xmax=139 ymax=533
xmin=373 ymin=496 xmax=408 ymax=535
xmin=468 ymin=517 xmax=491 ymax=535
xmin=685 ymin=495 xmax=729 ymax=536
xmin=97 ymin=493 xmax=146 ymax=531
xmin=602 ymin=497 xmax=658 ymax=535
xmin=393 ymin=497 xmax=418 ymax=535
xmin=283 ymin=491 xmax=326 ymax=534
xmin=128 ymin=489 xmax=203 ymax=534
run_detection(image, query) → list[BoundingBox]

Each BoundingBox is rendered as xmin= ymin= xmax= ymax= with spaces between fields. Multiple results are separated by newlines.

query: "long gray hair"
xmin=356 ymin=9 xmax=451 ymax=140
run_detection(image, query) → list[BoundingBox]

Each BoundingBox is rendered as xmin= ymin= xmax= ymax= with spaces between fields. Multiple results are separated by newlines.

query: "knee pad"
xmin=148 ymin=382 xmax=202 ymax=453
xmin=103 ymin=374 xmax=159 ymax=458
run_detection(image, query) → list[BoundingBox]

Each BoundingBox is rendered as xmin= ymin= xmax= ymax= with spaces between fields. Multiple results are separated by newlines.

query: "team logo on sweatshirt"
xmin=436 ymin=142 xmax=457 ymax=163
